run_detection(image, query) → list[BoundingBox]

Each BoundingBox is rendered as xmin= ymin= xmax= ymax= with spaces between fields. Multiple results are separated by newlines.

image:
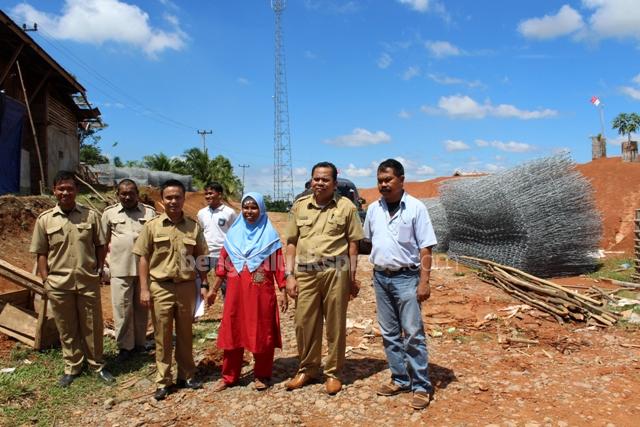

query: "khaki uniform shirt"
xmin=285 ymin=193 xmax=364 ymax=264
xmin=132 ymin=213 xmax=208 ymax=283
xmin=102 ymin=202 xmax=157 ymax=277
xmin=30 ymin=204 xmax=106 ymax=290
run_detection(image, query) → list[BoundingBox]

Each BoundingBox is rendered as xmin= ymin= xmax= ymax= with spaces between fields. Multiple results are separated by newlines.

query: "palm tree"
xmin=181 ymin=148 xmax=212 ymax=184
xmin=174 ymin=148 xmax=242 ymax=197
xmin=143 ymin=153 xmax=174 ymax=171
xmin=612 ymin=112 xmax=640 ymax=143
xmin=210 ymin=155 xmax=242 ymax=197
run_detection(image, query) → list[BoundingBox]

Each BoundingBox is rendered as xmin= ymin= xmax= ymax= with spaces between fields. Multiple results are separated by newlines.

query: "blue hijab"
xmin=223 ymin=192 xmax=282 ymax=273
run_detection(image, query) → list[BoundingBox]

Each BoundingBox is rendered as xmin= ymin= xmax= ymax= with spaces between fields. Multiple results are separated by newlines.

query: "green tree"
xmin=209 ymin=155 xmax=242 ymax=197
xmin=143 ymin=153 xmax=176 ymax=171
xmin=113 ymin=156 xmax=124 ymax=167
xmin=80 ymin=140 xmax=109 ymax=165
xmin=174 ymin=147 xmax=242 ymax=197
xmin=612 ymin=112 xmax=640 ymax=143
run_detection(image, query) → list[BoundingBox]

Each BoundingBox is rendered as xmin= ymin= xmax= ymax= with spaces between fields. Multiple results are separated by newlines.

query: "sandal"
xmin=411 ymin=391 xmax=431 ymax=410
xmin=254 ymin=377 xmax=270 ymax=391
xmin=212 ymin=380 xmax=232 ymax=392
xmin=377 ymin=381 xmax=410 ymax=396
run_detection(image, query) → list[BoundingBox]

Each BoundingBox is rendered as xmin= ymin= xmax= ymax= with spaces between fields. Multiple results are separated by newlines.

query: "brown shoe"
xmin=325 ymin=377 xmax=342 ymax=395
xmin=254 ymin=377 xmax=270 ymax=391
xmin=212 ymin=380 xmax=231 ymax=393
xmin=377 ymin=381 xmax=410 ymax=396
xmin=411 ymin=391 xmax=431 ymax=410
xmin=285 ymin=373 xmax=314 ymax=390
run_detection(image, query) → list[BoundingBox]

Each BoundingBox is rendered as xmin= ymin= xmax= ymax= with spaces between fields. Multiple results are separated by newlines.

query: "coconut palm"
xmin=612 ymin=112 xmax=640 ymax=143
xmin=143 ymin=153 xmax=174 ymax=171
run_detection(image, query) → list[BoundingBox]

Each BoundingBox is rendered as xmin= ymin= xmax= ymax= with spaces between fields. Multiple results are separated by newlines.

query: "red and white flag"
xmin=591 ymin=96 xmax=601 ymax=107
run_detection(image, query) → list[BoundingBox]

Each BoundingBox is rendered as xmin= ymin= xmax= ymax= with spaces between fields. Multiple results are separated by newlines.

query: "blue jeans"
xmin=373 ymin=270 xmax=432 ymax=393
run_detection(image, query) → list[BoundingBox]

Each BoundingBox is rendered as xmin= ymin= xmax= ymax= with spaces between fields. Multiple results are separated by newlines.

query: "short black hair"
xmin=378 ymin=159 xmax=404 ymax=177
xmin=204 ymin=181 xmax=224 ymax=194
xmin=311 ymin=161 xmax=338 ymax=182
xmin=160 ymin=179 xmax=185 ymax=197
xmin=53 ymin=170 xmax=78 ymax=188
xmin=117 ymin=179 xmax=138 ymax=193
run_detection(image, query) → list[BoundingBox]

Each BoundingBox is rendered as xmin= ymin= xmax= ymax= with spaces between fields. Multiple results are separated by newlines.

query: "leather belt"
xmin=297 ymin=256 xmax=350 ymax=271
xmin=374 ymin=265 xmax=420 ymax=277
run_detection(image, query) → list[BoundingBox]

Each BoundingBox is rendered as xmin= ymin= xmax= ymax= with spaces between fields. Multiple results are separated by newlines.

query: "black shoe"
xmin=115 ymin=349 xmax=131 ymax=363
xmin=176 ymin=378 xmax=202 ymax=390
xmin=58 ymin=374 xmax=78 ymax=388
xmin=98 ymin=369 xmax=115 ymax=384
xmin=133 ymin=346 xmax=147 ymax=354
xmin=154 ymin=387 xmax=171 ymax=401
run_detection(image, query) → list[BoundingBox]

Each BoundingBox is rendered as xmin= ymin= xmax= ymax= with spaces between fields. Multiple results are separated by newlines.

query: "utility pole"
xmin=238 ymin=164 xmax=250 ymax=196
xmin=197 ymin=130 xmax=212 ymax=154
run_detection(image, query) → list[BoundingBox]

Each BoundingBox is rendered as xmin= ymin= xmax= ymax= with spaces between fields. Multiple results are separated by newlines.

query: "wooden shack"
xmin=0 ymin=10 xmax=102 ymax=195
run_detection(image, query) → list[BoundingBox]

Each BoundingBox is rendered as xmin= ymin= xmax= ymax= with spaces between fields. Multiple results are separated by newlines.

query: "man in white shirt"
xmin=196 ymin=182 xmax=238 ymax=296
xmin=363 ymin=159 xmax=437 ymax=411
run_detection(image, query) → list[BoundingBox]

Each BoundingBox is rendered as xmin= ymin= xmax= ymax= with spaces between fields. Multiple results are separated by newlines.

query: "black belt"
xmin=374 ymin=265 xmax=420 ymax=277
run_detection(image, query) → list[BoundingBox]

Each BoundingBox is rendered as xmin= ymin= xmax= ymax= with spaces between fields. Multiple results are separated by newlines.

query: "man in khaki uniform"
xmin=284 ymin=162 xmax=364 ymax=395
xmin=30 ymin=170 xmax=115 ymax=387
xmin=102 ymin=179 xmax=156 ymax=362
xmin=133 ymin=179 xmax=209 ymax=401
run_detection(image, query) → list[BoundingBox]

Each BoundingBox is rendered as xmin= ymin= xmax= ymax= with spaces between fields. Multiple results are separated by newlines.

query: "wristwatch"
xmin=284 ymin=271 xmax=294 ymax=279
xmin=200 ymin=282 xmax=210 ymax=290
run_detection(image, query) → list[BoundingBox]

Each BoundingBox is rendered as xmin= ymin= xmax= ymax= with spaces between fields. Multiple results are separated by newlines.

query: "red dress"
xmin=215 ymin=246 xmax=286 ymax=354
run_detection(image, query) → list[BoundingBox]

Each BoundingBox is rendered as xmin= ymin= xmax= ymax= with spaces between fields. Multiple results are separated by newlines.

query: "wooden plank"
xmin=0 ymin=259 xmax=45 ymax=295
xmin=0 ymin=42 xmax=24 ymax=85
xmin=0 ymin=289 xmax=30 ymax=308
xmin=0 ymin=325 xmax=35 ymax=347
xmin=0 ymin=303 xmax=37 ymax=337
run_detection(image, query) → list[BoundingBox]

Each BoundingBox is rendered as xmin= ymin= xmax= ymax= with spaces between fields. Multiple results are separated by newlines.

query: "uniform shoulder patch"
xmin=36 ymin=207 xmax=55 ymax=219
xmin=142 ymin=203 xmax=157 ymax=213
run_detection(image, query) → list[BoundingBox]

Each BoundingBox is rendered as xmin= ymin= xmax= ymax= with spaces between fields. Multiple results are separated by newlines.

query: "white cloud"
xmin=11 ymin=0 xmax=187 ymax=58
xmin=236 ymin=77 xmax=250 ymax=85
xmin=416 ymin=165 xmax=436 ymax=175
xmin=484 ymin=163 xmax=506 ymax=172
xmin=427 ymin=73 xmax=484 ymax=88
xmin=422 ymin=95 xmax=558 ymax=120
xmin=444 ymin=139 xmax=471 ymax=152
xmin=475 ymin=139 xmax=536 ymax=152
xmin=633 ymin=73 xmax=640 ymax=85
xmin=324 ymin=128 xmax=392 ymax=147
xmin=304 ymin=50 xmax=318 ymax=60
xmin=398 ymin=109 xmax=412 ymax=119
xmin=293 ymin=167 xmax=309 ymax=176
xmin=620 ymin=86 xmax=640 ymax=100
xmin=402 ymin=66 xmax=421 ymax=80
xmin=518 ymin=5 xmax=585 ymax=40
xmin=344 ymin=163 xmax=374 ymax=177
xmin=397 ymin=0 xmax=430 ymax=13
xmin=584 ymin=0 xmax=640 ymax=40
xmin=425 ymin=40 xmax=462 ymax=58
xmin=377 ymin=52 xmax=392 ymax=69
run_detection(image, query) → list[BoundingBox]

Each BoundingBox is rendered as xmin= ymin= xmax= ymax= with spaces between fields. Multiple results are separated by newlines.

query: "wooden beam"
xmin=0 ymin=259 xmax=45 ymax=296
xmin=0 ymin=42 xmax=24 ymax=86
xmin=28 ymin=69 xmax=52 ymax=104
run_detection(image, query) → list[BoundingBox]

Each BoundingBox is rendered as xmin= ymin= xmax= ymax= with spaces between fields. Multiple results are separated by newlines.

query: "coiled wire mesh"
xmin=438 ymin=155 xmax=601 ymax=277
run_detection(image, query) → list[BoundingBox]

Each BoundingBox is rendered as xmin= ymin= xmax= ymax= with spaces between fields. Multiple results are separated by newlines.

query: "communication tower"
xmin=272 ymin=0 xmax=294 ymax=201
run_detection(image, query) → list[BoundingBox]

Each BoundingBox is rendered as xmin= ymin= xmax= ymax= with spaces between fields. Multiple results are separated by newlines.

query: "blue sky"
xmin=4 ymin=0 xmax=640 ymax=195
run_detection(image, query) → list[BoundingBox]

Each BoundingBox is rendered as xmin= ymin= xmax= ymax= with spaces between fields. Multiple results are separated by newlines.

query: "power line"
xmin=197 ymin=129 xmax=213 ymax=154
xmin=34 ymin=28 xmax=197 ymax=131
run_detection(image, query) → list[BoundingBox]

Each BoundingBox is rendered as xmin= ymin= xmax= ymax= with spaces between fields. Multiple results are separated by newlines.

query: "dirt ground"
xmin=1 ymin=160 xmax=640 ymax=426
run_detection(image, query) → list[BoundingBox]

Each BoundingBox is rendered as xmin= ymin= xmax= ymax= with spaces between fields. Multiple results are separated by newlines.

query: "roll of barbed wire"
xmin=440 ymin=155 xmax=601 ymax=277
xmin=421 ymin=198 xmax=450 ymax=253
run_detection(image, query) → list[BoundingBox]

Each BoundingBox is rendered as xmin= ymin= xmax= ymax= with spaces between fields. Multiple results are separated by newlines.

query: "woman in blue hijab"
xmin=208 ymin=192 xmax=287 ymax=391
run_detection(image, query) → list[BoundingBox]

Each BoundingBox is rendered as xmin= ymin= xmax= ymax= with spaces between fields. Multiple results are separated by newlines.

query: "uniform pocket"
xmin=326 ymin=216 xmax=345 ymax=236
xmin=182 ymin=237 xmax=196 ymax=256
xmin=153 ymin=235 xmax=171 ymax=253
xmin=296 ymin=219 xmax=313 ymax=237
xmin=46 ymin=224 xmax=64 ymax=248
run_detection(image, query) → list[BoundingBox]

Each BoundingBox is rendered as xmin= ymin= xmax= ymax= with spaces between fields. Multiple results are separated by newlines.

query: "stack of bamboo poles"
xmin=461 ymin=256 xmax=619 ymax=326
xmin=633 ymin=209 xmax=640 ymax=283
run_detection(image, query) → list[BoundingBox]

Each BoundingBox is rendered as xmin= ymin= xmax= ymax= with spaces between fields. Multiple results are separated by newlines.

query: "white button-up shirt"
xmin=197 ymin=204 xmax=238 ymax=258
xmin=363 ymin=191 xmax=437 ymax=269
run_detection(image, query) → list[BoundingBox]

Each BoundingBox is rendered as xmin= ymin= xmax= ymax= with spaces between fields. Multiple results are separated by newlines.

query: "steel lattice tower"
xmin=272 ymin=0 xmax=294 ymax=201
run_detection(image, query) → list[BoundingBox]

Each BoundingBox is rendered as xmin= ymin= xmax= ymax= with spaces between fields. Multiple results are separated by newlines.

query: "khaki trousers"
xmin=294 ymin=266 xmax=350 ymax=379
xmin=46 ymin=284 xmax=104 ymax=375
xmin=110 ymin=276 xmax=149 ymax=351
xmin=150 ymin=281 xmax=196 ymax=386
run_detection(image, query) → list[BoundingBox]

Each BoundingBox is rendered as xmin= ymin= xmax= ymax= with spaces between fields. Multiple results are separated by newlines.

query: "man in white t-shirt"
xmin=196 ymin=182 xmax=238 ymax=297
